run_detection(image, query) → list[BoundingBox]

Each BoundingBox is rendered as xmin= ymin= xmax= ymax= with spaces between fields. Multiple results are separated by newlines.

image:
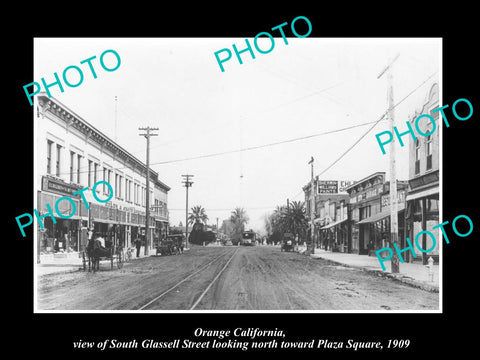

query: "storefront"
xmin=357 ymin=204 xmax=405 ymax=256
xmin=37 ymin=176 xmax=89 ymax=256
xmin=320 ymin=218 xmax=349 ymax=252
xmin=405 ymin=171 xmax=439 ymax=264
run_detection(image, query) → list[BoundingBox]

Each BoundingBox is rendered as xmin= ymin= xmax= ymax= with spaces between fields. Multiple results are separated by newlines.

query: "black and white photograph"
xmin=9 ymin=6 xmax=478 ymax=356
xmin=32 ymin=37 xmax=441 ymax=312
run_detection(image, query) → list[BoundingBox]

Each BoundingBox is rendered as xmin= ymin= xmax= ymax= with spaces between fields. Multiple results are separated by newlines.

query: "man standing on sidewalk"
xmin=134 ymin=237 xmax=142 ymax=258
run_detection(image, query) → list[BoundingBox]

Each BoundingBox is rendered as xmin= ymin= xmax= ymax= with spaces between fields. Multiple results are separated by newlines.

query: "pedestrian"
xmin=135 ymin=237 xmax=142 ymax=257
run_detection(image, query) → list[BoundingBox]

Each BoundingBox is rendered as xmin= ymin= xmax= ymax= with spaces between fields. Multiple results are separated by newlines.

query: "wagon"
xmin=83 ymin=239 xmax=124 ymax=272
xmin=281 ymin=233 xmax=294 ymax=252
xmin=156 ymin=235 xmax=185 ymax=256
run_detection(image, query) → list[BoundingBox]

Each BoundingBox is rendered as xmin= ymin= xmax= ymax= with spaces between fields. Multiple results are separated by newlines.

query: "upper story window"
xmin=46 ymin=140 xmax=53 ymax=174
xmin=426 ymin=135 xmax=433 ymax=170
xmin=56 ymin=144 xmax=62 ymax=177
xmin=77 ymin=154 xmax=82 ymax=184
xmin=69 ymin=151 xmax=75 ymax=182
xmin=415 ymin=139 xmax=420 ymax=175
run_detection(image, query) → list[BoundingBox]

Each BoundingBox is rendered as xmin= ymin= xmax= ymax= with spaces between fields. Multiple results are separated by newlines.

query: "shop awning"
xmin=357 ymin=203 xmax=405 ymax=224
xmin=405 ymin=186 xmax=439 ymax=201
xmin=320 ymin=218 xmax=348 ymax=229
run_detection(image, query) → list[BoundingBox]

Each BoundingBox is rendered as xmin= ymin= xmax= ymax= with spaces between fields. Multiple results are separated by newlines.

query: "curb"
xmin=37 ymin=266 xmax=84 ymax=277
xmin=311 ymin=255 xmax=439 ymax=293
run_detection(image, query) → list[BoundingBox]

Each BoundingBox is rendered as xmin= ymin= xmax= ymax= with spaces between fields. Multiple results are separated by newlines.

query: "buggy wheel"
xmin=116 ymin=251 xmax=124 ymax=269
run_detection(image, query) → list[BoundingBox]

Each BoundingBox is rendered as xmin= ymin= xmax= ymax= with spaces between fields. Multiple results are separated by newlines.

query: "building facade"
xmin=314 ymin=194 xmax=350 ymax=252
xmin=355 ymin=180 xmax=408 ymax=256
xmin=344 ymin=172 xmax=386 ymax=255
xmin=36 ymin=94 xmax=170 ymax=261
xmin=405 ymin=83 xmax=440 ymax=264
xmin=304 ymin=178 xmax=354 ymax=252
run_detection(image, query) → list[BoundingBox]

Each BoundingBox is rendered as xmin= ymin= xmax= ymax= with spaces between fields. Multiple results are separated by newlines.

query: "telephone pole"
xmin=378 ymin=53 xmax=400 ymax=273
xmin=308 ymin=157 xmax=315 ymax=255
xmin=139 ymin=126 xmax=158 ymax=256
xmin=182 ymin=174 xmax=194 ymax=249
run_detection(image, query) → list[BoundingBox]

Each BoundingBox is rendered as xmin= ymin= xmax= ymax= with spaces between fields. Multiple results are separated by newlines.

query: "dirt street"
xmin=37 ymin=246 xmax=439 ymax=311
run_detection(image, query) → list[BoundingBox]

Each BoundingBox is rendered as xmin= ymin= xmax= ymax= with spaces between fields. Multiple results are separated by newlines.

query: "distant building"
xmin=303 ymin=178 xmax=355 ymax=249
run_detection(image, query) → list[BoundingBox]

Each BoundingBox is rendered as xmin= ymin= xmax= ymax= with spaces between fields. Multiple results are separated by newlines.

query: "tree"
xmin=265 ymin=201 xmax=308 ymax=243
xmin=230 ymin=207 xmax=249 ymax=243
xmin=283 ymin=201 xmax=308 ymax=239
xmin=188 ymin=205 xmax=209 ymax=226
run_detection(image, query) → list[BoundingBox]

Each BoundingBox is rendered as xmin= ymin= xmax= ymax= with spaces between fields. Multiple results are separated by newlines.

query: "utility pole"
xmin=378 ymin=53 xmax=400 ymax=273
xmin=182 ymin=174 xmax=194 ymax=249
xmin=308 ymin=157 xmax=315 ymax=255
xmin=139 ymin=127 xmax=158 ymax=256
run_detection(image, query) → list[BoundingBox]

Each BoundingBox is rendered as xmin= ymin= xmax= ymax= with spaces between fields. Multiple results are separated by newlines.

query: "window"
xmin=77 ymin=155 xmax=81 ymax=184
xmin=360 ymin=205 xmax=371 ymax=220
xmin=415 ymin=139 xmax=421 ymax=175
xmin=88 ymin=160 xmax=92 ymax=187
xmin=103 ymin=168 xmax=107 ymax=193
xmin=119 ymin=175 xmax=123 ymax=198
xmin=426 ymin=135 xmax=433 ymax=170
xmin=70 ymin=151 xmax=75 ymax=182
xmin=47 ymin=140 xmax=53 ymax=174
xmin=94 ymin=163 xmax=98 ymax=185
xmin=56 ymin=144 xmax=61 ymax=176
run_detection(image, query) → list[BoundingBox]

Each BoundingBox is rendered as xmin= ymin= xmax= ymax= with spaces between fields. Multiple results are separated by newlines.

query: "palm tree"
xmin=188 ymin=205 xmax=209 ymax=226
xmin=269 ymin=202 xmax=308 ymax=240
xmin=230 ymin=207 xmax=249 ymax=241
xmin=283 ymin=201 xmax=308 ymax=238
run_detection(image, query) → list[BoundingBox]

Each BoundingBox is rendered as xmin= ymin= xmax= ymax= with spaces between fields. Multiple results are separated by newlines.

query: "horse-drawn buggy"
xmin=83 ymin=236 xmax=124 ymax=272
xmin=156 ymin=234 xmax=185 ymax=256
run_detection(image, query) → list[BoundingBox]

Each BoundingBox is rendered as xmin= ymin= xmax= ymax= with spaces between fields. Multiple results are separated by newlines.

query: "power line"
xmin=51 ymin=70 xmax=437 ymax=179
xmin=151 ymin=119 xmax=387 ymax=165
xmin=287 ymin=69 xmax=439 ymax=203
xmin=172 ymin=70 xmax=439 ymax=217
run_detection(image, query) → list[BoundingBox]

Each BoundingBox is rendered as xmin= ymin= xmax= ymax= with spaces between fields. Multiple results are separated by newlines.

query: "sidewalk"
xmin=36 ymin=247 xmax=192 ymax=277
xmin=310 ymin=249 xmax=439 ymax=292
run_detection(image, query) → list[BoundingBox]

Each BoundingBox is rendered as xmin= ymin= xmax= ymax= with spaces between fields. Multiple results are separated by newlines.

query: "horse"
xmin=86 ymin=238 xmax=112 ymax=272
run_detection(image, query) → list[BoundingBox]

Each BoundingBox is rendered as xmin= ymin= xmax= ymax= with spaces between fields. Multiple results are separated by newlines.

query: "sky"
xmin=34 ymin=37 xmax=441 ymax=233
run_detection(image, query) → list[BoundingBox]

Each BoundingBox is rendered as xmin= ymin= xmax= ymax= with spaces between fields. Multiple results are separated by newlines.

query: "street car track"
xmin=137 ymin=247 xmax=238 ymax=310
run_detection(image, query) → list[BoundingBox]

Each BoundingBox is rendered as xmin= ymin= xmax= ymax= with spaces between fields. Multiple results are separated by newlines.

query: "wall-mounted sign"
xmin=318 ymin=180 xmax=355 ymax=194
xmin=318 ymin=180 xmax=338 ymax=194
xmin=42 ymin=176 xmax=83 ymax=197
